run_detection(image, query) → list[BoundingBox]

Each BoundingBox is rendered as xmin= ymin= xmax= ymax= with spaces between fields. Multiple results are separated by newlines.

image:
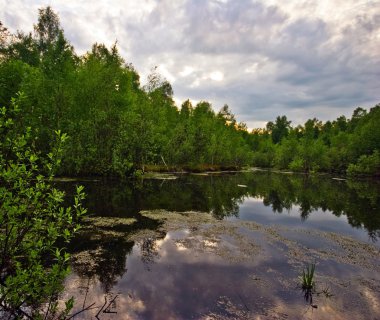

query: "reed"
xmin=301 ymin=263 xmax=316 ymax=290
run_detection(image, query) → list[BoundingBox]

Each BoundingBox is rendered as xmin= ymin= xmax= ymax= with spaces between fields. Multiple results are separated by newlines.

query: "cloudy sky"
xmin=1 ymin=0 xmax=379 ymax=128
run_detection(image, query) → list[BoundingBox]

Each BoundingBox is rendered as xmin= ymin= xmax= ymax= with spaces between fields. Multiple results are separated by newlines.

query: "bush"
xmin=0 ymin=99 xmax=86 ymax=319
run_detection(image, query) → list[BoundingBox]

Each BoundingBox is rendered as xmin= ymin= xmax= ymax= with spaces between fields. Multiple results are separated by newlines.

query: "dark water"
xmin=61 ymin=172 xmax=380 ymax=319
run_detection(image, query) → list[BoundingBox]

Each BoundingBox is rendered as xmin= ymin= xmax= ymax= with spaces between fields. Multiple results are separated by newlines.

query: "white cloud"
xmin=179 ymin=66 xmax=194 ymax=77
xmin=157 ymin=63 xmax=176 ymax=83
xmin=1 ymin=0 xmax=379 ymax=126
xmin=209 ymin=71 xmax=224 ymax=81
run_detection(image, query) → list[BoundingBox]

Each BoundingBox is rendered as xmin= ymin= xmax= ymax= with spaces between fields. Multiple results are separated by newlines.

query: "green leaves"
xmin=0 ymin=100 xmax=86 ymax=318
xmin=347 ymin=150 xmax=380 ymax=177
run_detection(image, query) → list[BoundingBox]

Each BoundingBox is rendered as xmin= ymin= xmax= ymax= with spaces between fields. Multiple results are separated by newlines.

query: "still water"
xmin=61 ymin=171 xmax=380 ymax=319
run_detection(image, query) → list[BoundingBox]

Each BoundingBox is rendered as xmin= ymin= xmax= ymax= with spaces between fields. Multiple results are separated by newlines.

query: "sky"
xmin=1 ymin=0 xmax=379 ymax=128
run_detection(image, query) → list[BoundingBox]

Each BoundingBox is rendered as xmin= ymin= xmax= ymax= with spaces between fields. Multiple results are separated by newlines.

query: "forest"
xmin=0 ymin=7 xmax=379 ymax=177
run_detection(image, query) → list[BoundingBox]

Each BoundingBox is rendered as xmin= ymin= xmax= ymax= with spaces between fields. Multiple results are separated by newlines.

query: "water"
xmin=60 ymin=171 xmax=380 ymax=319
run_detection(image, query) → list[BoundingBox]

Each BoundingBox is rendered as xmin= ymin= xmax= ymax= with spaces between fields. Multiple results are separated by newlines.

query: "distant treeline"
xmin=248 ymin=107 xmax=380 ymax=176
xmin=0 ymin=7 xmax=379 ymax=177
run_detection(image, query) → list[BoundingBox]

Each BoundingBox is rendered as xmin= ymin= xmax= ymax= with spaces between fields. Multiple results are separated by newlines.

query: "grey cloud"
xmin=1 ymin=0 xmax=379 ymax=126
xmin=181 ymin=0 xmax=287 ymax=54
xmin=150 ymin=1 xmax=378 ymax=123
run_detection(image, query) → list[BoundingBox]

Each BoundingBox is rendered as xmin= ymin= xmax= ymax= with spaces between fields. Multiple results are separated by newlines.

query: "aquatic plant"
xmin=301 ymin=263 xmax=316 ymax=290
xmin=299 ymin=262 xmax=317 ymax=305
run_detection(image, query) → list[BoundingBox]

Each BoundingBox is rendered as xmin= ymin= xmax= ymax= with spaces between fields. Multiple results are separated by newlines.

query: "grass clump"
xmin=301 ymin=263 xmax=316 ymax=290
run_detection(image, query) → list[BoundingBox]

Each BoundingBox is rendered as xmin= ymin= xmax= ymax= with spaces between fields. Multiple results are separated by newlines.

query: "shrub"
xmin=0 ymin=99 xmax=86 ymax=319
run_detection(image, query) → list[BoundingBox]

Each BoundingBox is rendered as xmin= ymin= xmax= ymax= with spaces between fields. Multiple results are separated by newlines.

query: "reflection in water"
xmin=60 ymin=172 xmax=380 ymax=319
xmin=68 ymin=213 xmax=162 ymax=293
xmin=60 ymin=172 xmax=380 ymax=240
xmin=65 ymin=221 xmax=380 ymax=319
xmin=139 ymin=237 xmax=161 ymax=269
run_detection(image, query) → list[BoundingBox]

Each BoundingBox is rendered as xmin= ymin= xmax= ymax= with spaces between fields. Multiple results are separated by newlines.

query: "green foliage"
xmin=267 ymin=115 xmax=291 ymax=144
xmin=0 ymin=60 xmax=31 ymax=107
xmin=251 ymin=138 xmax=275 ymax=168
xmin=34 ymin=6 xmax=62 ymax=55
xmin=0 ymin=100 xmax=86 ymax=318
xmin=289 ymin=158 xmax=304 ymax=172
xmin=252 ymin=105 xmax=380 ymax=176
xmin=348 ymin=105 xmax=380 ymax=158
xmin=347 ymin=150 xmax=380 ymax=176
xmin=274 ymin=137 xmax=298 ymax=169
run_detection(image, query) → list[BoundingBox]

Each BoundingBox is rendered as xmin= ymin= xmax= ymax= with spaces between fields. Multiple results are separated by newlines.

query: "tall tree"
xmin=270 ymin=115 xmax=291 ymax=144
xmin=34 ymin=6 xmax=61 ymax=55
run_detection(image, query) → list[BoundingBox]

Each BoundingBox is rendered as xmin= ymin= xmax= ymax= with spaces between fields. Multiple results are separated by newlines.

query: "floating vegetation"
xmin=142 ymin=173 xmax=179 ymax=180
xmin=140 ymin=209 xmax=217 ymax=228
xmin=53 ymin=177 xmax=100 ymax=182
xmin=82 ymin=217 xmax=137 ymax=228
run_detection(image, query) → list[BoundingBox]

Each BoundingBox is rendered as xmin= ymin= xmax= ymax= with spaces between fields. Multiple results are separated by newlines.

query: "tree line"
xmin=0 ymin=7 xmax=252 ymax=177
xmin=1 ymin=7 xmax=379 ymax=177
xmin=248 ymin=107 xmax=380 ymax=176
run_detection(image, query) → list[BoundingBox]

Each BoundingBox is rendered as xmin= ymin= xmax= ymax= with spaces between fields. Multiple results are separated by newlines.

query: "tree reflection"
xmin=70 ymin=230 xmax=134 ymax=293
xmin=63 ymin=171 xmax=380 ymax=292
xmin=68 ymin=213 xmax=162 ymax=293
xmin=243 ymin=173 xmax=380 ymax=239
xmin=140 ymin=236 xmax=163 ymax=269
